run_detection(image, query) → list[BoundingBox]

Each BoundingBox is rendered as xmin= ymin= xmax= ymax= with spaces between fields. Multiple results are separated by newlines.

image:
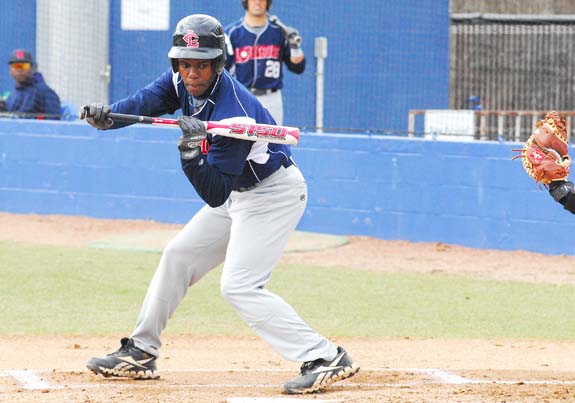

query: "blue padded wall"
xmin=1 ymin=121 xmax=573 ymax=256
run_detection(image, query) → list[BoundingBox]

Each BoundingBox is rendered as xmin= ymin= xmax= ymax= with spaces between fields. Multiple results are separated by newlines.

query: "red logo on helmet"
xmin=16 ymin=50 xmax=25 ymax=59
xmin=183 ymin=31 xmax=199 ymax=48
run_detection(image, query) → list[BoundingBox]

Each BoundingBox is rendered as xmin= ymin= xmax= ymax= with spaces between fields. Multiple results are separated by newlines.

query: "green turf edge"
xmin=1 ymin=240 xmax=574 ymax=340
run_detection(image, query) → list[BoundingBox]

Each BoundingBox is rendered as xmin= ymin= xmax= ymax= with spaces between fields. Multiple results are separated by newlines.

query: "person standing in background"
xmin=225 ymin=0 xmax=305 ymax=125
xmin=3 ymin=49 xmax=61 ymax=119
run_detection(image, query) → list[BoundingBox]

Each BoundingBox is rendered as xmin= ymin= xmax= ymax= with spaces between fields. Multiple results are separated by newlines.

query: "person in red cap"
xmin=2 ymin=49 xmax=61 ymax=119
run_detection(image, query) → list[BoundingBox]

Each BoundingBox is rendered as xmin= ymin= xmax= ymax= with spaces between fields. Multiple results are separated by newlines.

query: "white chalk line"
xmin=227 ymin=399 xmax=344 ymax=403
xmin=1 ymin=370 xmax=51 ymax=390
xmin=3 ymin=367 xmax=575 ymax=391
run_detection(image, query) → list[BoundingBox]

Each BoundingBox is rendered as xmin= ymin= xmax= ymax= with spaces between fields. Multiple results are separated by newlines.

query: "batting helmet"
xmin=168 ymin=14 xmax=226 ymax=74
xmin=242 ymin=0 xmax=272 ymax=10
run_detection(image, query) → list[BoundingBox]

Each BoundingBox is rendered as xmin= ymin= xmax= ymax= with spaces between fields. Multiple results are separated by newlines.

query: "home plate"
xmin=227 ymin=398 xmax=343 ymax=403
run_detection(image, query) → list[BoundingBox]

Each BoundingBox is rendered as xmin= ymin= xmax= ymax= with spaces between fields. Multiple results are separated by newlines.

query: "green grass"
xmin=2 ymin=240 xmax=575 ymax=340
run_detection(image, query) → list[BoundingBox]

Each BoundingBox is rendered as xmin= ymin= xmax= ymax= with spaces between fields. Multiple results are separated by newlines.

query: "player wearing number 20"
xmin=225 ymin=0 xmax=305 ymax=125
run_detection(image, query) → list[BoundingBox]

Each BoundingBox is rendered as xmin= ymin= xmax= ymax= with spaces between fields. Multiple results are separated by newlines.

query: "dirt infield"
xmin=2 ymin=212 xmax=575 ymax=402
xmin=2 ymin=335 xmax=575 ymax=403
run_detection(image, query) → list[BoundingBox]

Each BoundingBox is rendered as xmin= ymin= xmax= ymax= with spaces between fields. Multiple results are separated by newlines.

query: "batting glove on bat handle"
xmin=82 ymin=103 xmax=113 ymax=130
xmin=287 ymin=31 xmax=302 ymax=49
xmin=177 ymin=116 xmax=208 ymax=160
xmin=268 ymin=15 xmax=302 ymax=49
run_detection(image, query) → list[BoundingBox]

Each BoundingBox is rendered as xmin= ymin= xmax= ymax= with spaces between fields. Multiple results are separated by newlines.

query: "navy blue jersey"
xmin=224 ymin=18 xmax=305 ymax=90
xmin=107 ymin=69 xmax=293 ymax=207
xmin=6 ymin=72 xmax=61 ymax=119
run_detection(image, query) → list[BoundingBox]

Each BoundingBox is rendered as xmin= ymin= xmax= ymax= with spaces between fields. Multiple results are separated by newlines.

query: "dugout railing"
xmin=408 ymin=109 xmax=575 ymax=142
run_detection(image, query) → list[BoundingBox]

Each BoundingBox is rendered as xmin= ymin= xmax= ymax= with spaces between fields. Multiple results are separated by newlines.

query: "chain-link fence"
xmin=450 ymin=14 xmax=575 ymax=112
xmin=36 ymin=0 xmax=110 ymax=118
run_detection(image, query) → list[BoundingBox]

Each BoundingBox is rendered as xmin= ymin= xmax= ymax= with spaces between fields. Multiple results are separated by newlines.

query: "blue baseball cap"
xmin=9 ymin=49 xmax=35 ymax=65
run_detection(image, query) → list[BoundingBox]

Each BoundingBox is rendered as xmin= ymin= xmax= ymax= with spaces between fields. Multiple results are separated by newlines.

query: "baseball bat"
xmin=268 ymin=15 xmax=302 ymax=47
xmin=81 ymin=111 xmax=299 ymax=145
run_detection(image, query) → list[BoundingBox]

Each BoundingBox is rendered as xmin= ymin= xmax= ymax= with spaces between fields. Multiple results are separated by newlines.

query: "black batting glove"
xmin=287 ymin=30 xmax=302 ymax=49
xmin=269 ymin=15 xmax=302 ymax=49
xmin=278 ymin=25 xmax=302 ymax=49
xmin=177 ymin=116 xmax=207 ymax=160
xmin=82 ymin=103 xmax=113 ymax=130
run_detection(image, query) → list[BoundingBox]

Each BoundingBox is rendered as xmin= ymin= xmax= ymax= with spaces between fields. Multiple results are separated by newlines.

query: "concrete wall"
xmin=1 ymin=121 xmax=574 ymax=256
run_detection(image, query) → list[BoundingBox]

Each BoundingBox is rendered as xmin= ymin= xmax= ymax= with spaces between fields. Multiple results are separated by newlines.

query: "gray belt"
xmin=236 ymin=184 xmax=257 ymax=192
xmin=235 ymin=165 xmax=289 ymax=192
xmin=250 ymin=88 xmax=278 ymax=96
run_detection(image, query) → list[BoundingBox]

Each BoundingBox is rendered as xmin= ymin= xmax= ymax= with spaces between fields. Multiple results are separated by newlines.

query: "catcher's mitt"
xmin=513 ymin=111 xmax=571 ymax=186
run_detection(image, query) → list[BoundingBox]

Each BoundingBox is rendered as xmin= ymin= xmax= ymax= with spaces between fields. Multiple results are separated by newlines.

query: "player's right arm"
xmin=549 ymin=180 xmax=575 ymax=214
xmin=84 ymin=69 xmax=180 ymax=130
xmin=109 ymin=70 xmax=181 ymax=128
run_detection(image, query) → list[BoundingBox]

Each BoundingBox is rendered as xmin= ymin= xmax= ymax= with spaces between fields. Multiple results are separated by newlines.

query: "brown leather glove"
xmin=513 ymin=111 xmax=571 ymax=186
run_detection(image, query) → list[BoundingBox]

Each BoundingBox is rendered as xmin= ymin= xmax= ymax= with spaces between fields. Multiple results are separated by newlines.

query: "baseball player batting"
xmin=82 ymin=14 xmax=359 ymax=395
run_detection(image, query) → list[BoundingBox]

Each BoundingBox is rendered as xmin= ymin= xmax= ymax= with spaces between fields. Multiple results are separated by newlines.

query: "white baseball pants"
xmin=255 ymin=89 xmax=283 ymax=125
xmin=130 ymin=165 xmax=337 ymax=362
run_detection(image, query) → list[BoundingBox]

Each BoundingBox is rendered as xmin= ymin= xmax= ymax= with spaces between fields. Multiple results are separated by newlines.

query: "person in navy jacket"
xmin=225 ymin=0 xmax=305 ymax=125
xmin=82 ymin=14 xmax=359 ymax=395
xmin=3 ymin=49 xmax=61 ymax=119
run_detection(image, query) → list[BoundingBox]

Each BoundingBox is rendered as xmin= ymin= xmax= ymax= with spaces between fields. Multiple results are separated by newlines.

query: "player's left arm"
xmin=284 ymin=44 xmax=305 ymax=74
xmin=549 ymin=180 xmax=575 ymax=214
xmin=275 ymin=25 xmax=305 ymax=73
xmin=269 ymin=15 xmax=305 ymax=71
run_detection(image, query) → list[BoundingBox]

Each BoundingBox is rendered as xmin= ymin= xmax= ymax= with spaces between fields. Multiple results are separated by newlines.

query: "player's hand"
xmin=177 ymin=116 xmax=207 ymax=160
xmin=269 ymin=15 xmax=302 ymax=49
xmin=285 ymin=28 xmax=302 ymax=49
xmin=82 ymin=103 xmax=113 ymax=130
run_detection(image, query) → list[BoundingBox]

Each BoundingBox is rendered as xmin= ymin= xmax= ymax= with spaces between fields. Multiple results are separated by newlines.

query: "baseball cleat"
xmin=86 ymin=337 xmax=159 ymax=379
xmin=282 ymin=346 xmax=360 ymax=394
